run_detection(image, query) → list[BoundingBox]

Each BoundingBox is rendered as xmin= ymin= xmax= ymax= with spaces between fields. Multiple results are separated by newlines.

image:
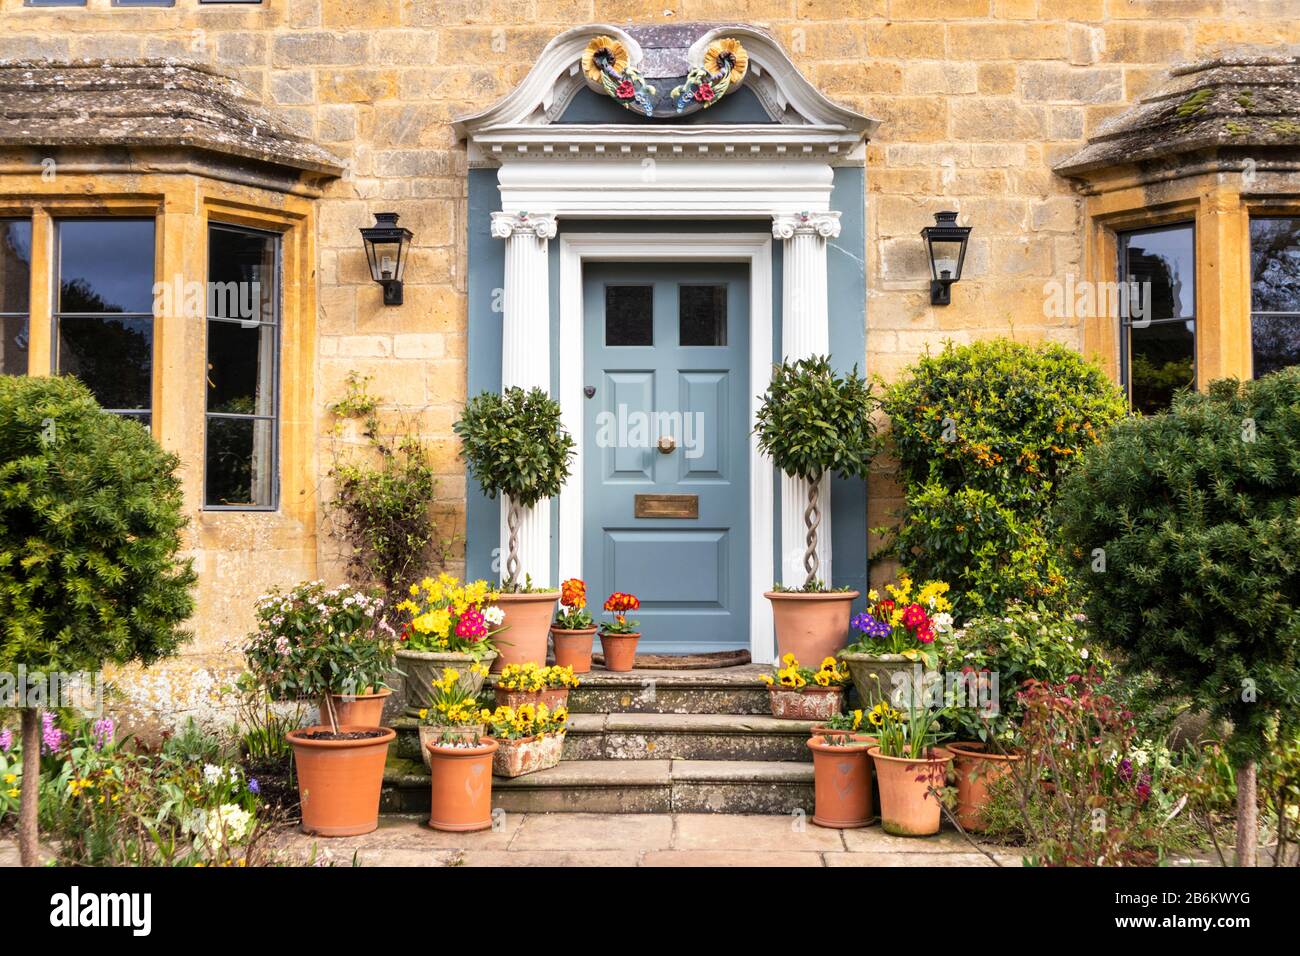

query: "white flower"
xmin=483 ymin=606 xmax=505 ymax=626
xmin=934 ymin=612 xmax=954 ymax=633
xmin=1080 ymin=648 xmax=1090 ymax=659
xmin=202 ymin=764 xmax=223 ymax=785
xmin=198 ymin=804 xmax=253 ymax=849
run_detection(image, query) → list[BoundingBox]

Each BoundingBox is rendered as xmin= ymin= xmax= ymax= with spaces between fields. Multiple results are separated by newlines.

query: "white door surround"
xmin=461 ymin=24 xmax=875 ymax=662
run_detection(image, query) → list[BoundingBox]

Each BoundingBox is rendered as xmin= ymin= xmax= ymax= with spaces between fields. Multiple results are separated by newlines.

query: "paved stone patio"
xmin=272 ymin=813 xmax=1027 ymax=867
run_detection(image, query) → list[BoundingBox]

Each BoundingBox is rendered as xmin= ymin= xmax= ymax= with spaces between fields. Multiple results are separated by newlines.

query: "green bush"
xmin=1057 ymin=369 xmax=1300 ymax=864
xmin=881 ymin=339 xmax=1126 ymax=613
xmin=455 ymin=386 xmax=574 ymax=589
xmin=754 ymin=355 xmax=881 ymax=589
xmin=0 ymin=375 xmax=196 ymax=865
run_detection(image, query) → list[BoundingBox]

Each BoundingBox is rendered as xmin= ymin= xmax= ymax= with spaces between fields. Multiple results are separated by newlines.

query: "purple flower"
xmin=91 ymin=718 xmax=114 ymax=751
xmin=1117 ymin=758 xmax=1134 ymax=782
xmin=0 ymin=729 xmax=11 ymax=752
xmin=851 ymin=612 xmax=891 ymax=641
xmin=248 ymin=778 xmax=260 ymax=795
xmin=41 ymin=712 xmax=66 ymax=755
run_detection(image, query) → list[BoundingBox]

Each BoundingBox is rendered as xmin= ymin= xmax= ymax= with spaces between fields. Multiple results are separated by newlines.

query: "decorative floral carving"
xmin=671 ymin=37 xmax=749 ymax=114
xmin=582 ymin=35 xmax=656 ymax=117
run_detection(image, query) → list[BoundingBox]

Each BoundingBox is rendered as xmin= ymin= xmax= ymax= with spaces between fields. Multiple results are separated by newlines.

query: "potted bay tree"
xmin=455 ymin=386 xmax=575 ymax=671
xmin=754 ymin=356 xmax=881 ymax=664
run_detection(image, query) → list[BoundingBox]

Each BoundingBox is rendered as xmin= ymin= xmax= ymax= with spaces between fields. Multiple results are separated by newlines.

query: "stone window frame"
xmin=1080 ymin=177 xmax=1300 ymax=397
xmin=0 ymin=180 xmax=317 ymax=531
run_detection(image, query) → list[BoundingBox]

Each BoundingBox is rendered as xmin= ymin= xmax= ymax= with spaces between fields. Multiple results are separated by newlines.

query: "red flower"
xmin=693 ymin=83 xmax=715 ymax=103
xmin=615 ymin=80 xmax=636 ymax=100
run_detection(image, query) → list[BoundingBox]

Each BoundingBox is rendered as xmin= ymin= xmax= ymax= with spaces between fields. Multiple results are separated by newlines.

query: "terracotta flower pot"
xmin=551 ymin=627 xmax=596 ymax=673
xmin=598 ymin=631 xmax=640 ymax=672
xmin=492 ymin=592 xmax=560 ymax=671
xmin=765 ymin=590 xmax=859 ymax=665
xmin=869 ymin=746 xmax=953 ymax=837
xmin=768 ymin=685 xmax=844 ymax=720
xmin=396 ymin=648 xmax=497 ymax=715
xmin=494 ymin=686 xmax=570 ymax=711
xmin=807 ymin=734 xmax=876 ymax=829
xmin=427 ymin=736 xmax=498 ymax=832
xmin=492 ymin=733 xmax=565 ymax=778
xmin=418 ymin=723 xmax=485 ymax=770
xmin=327 ymin=688 xmax=392 ymax=728
xmin=838 ymin=651 xmax=916 ymax=709
xmin=810 ymin=724 xmax=854 ymax=738
xmin=288 ymin=725 xmax=396 ymax=837
xmin=948 ymin=741 xmax=1022 ymax=832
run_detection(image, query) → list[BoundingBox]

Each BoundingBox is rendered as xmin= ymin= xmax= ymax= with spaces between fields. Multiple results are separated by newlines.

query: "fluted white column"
xmin=772 ymin=211 xmax=840 ymax=587
xmin=491 ymin=211 xmax=557 ymax=588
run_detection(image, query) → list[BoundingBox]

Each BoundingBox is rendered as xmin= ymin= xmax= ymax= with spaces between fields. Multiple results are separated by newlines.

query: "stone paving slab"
xmin=509 ymin=811 xmax=674 ymax=851
xmin=642 ymin=850 xmax=826 ymax=867
xmin=673 ymin=813 xmax=846 ymax=852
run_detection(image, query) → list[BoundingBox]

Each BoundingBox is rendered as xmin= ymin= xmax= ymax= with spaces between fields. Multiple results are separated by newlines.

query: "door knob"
xmin=657 ymin=435 xmax=677 ymax=454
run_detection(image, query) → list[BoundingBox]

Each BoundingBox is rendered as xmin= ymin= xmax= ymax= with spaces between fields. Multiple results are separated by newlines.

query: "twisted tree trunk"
xmin=803 ymin=476 xmax=821 ymax=590
xmin=19 ymin=707 xmax=39 ymax=867
xmin=1235 ymin=760 xmax=1258 ymax=867
xmin=505 ymin=498 xmax=522 ymax=589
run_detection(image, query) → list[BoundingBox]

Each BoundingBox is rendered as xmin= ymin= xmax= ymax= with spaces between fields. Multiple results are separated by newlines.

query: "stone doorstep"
xmin=382 ymin=757 xmax=814 ymax=815
xmin=582 ymin=712 xmax=816 ymax=762
xmin=392 ymin=711 xmax=819 ymax=763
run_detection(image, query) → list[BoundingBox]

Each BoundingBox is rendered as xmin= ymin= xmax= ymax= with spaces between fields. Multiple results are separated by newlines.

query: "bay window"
xmin=1118 ymin=223 xmax=1196 ymax=415
xmin=1250 ymin=217 xmax=1300 ymax=379
xmin=0 ymin=219 xmax=31 ymax=376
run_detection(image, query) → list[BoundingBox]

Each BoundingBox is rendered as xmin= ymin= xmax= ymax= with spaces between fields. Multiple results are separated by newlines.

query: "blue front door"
xmin=582 ymin=262 xmax=750 ymax=653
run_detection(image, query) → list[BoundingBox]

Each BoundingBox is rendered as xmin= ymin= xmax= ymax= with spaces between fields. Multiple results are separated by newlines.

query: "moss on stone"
xmin=1175 ymin=87 xmax=1214 ymax=117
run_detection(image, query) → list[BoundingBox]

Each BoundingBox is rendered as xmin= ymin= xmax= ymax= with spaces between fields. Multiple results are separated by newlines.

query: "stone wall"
xmin=1 ymin=0 xmax=1297 ymax=708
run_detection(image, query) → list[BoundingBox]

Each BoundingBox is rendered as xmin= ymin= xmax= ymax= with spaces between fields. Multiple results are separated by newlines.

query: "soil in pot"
xmin=948 ymin=741 xmax=1022 ymax=833
xmin=869 ymin=746 xmax=952 ymax=837
xmin=768 ymin=686 xmax=844 ymax=721
xmin=808 ymin=735 xmax=876 ymax=829
xmin=598 ymin=632 xmax=640 ymax=672
xmin=418 ymin=723 xmax=486 ymax=770
xmin=765 ymin=590 xmax=859 ymax=665
xmin=288 ymin=725 xmax=395 ymax=837
xmin=427 ymin=736 xmax=498 ymax=832
xmin=551 ymin=627 xmax=596 ymax=673
xmin=328 ymin=688 xmax=392 ymax=728
xmin=492 ymin=592 xmax=560 ymax=671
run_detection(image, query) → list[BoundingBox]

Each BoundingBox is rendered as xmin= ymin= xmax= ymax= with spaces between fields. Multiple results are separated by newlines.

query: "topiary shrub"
xmin=454 ymin=386 xmax=575 ymax=589
xmin=0 ymin=375 xmax=196 ymax=865
xmin=880 ymin=339 xmax=1126 ymax=613
xmin=754 ymin=355 xmax=881 ymax=589
xmin=1057 ymin=369 xmax=1300 ymax=866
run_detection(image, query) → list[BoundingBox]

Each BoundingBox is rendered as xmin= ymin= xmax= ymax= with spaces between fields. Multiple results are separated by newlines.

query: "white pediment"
xmin=453 ymin=24 xmax=877 ymax=166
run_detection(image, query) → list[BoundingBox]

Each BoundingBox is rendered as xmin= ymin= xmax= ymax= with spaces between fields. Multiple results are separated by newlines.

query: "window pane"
xmin=58 ymin=220 xmax=156 ymax=314
xmin=1124 ymin=225 xmax=1195 ymax=322
xmin=1250 ymin=218 xmax=1300 ymax=314
xmin=206 ymin=417 xmax=274 ymax=507
xmin=57 ymin=316 xmax=152 ymax=410
xmin=1251 ymin=315 xmax=1300 ymax=379
xmin=679 ymin=284 xmax=727 ymax=346
xmin=0 ymin=220 xmax=32 ymax=314
xmin=1 ymin=316 xmax=28 ymax=375
xmin=605 ymin=285 xmax=653 ymax=346
xmin=208 ymin=226 xmax=277 ymax=323
xmin=1130 ymin=321 xmax=1195 ymax=415
xmin=207 ymin=320 xmax=275 ymax=415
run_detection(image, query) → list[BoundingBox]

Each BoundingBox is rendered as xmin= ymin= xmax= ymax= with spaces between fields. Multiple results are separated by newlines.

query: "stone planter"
xmin=838 ymin=651 xmax=916 ymax=709
xmin=768 ymin=685 xmax=843 ymax=721
xmin=494 ymin=686 xmax=570 ymax=711
xmin=418 ymin=723 xmax=486 ymax=770
xmin=396 ymin=648 xmax=496 ymax=715
xmin=492 ymin=732 xmax=565 ymax=778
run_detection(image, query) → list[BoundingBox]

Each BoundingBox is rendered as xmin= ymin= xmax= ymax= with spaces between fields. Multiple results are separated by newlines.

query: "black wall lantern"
xmin=921 ymin=211 xmax=972 ymax=306
xmin=360 ymin=212 xmax=413 ymax=306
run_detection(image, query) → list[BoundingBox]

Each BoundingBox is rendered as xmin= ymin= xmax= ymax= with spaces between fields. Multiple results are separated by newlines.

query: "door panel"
xmin=583 ymin=262 xmax=750 ymax=652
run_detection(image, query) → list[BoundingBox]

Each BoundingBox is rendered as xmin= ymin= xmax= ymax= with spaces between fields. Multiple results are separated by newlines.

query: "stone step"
xmin=560 ymin=665 xmax=772 ymax=715
xmin=382 ymin=756 xmax=814 ymax=815
xmin=393 ymin=711 xmax=818 ymax=763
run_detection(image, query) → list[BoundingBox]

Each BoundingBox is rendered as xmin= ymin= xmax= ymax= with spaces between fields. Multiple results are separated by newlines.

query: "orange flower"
xmin=561 ymin=578 xmax=587 ymax=610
